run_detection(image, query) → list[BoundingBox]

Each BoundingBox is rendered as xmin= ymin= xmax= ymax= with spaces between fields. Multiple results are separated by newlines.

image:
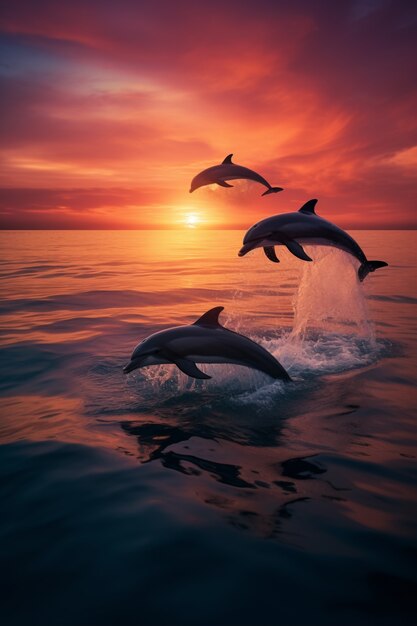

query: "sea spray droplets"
xmin=265 ymin=331 xmax=385 ymax=380
xmin=291 ymin=247 xmax=375 ymax=341
xmin=128 ymin=247 xmax=387 ymax=404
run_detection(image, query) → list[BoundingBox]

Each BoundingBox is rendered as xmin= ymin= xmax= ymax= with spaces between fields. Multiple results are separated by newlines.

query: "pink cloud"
xmin=0 ymin=0 xmax=416 ymax=228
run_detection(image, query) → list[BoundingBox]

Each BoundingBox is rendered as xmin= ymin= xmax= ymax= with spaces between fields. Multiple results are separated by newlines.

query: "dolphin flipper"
xmin=217 ymin=180 xmax=234 ymax=188
xmin=263 ymin=246 xmax=280 ymax=263
xmin=284 ymin=240 xmax=313 ymax=262
xmin=173 ymin=357 xmax=211 ymax=380
xmin=162 ymin=346 xmax=212 ymax=379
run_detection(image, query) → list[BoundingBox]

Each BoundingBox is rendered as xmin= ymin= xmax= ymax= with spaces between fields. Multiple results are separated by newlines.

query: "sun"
xmin=184 ymin=212 xmax=200 ymax=228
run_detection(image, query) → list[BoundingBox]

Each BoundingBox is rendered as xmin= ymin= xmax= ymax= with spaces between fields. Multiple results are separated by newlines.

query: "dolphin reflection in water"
xmin=124 ymin=306 xmax=291 ymax=382
xmin=189 ymin=154 xmax=283 ymax=197
xmin=239 ymin=199 xmax=388 ymax=281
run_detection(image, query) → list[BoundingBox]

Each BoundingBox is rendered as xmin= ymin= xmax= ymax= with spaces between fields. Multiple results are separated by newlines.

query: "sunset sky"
xmin=1 ymin=0 xmax=416 ymax=229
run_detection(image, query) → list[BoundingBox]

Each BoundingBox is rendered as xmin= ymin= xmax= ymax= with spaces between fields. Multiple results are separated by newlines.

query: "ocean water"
xmin=0 ymin=229 xmax=416 ymax=626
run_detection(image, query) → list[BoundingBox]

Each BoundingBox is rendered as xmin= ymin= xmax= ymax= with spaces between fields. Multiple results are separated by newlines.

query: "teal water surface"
xmin=0 ymin=230 xmax=416 ymax=626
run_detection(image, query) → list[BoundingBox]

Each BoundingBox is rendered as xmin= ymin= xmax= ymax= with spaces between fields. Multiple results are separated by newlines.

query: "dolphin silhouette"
xmin=123 ymin=306 xmax=291 ymax=381
xmin=238 ymin=199 xmax=388 ymax=281
xmin=189 ymin=154 xmax=283 ymax=196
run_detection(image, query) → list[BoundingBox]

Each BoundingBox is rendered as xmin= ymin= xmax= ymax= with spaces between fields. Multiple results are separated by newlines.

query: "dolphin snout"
xmin=238 ymin=241 xmax=258 ymax=257
xmin=123 ymin=358 xmax=142 ymax=374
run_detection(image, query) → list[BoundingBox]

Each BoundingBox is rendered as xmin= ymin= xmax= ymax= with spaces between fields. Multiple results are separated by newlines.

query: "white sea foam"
xmin=132 ymin=248 xmax=387 ymax=404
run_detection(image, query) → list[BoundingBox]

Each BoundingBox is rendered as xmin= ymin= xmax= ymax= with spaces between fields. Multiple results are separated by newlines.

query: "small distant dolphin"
xmin=123 ymin=306 xmax=291 ymax=381
xmin=238 ymin=199 xmax=388 ymax=281
xmin=189 ymin=154 xmax=283 ymax=196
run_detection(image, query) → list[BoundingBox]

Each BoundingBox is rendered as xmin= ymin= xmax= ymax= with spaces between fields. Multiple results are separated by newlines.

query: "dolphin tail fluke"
xmin=358 ymin=260 xmax=388 ymax=282
xmin=261 ymin=186 xmax=284 ymax=196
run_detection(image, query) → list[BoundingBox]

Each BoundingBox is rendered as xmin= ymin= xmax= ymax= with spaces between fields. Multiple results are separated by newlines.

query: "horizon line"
xmin=1 ymin=227 xmax=417 ymax=232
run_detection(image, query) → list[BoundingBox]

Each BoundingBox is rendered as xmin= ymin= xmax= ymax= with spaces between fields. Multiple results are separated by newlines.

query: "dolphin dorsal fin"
xmin=299 ymin=199 xmax=318 ymax=215
xmin=193 ymin=306 xmax=224 ymax=327
xmin=221 ymin=154 xmax=234 ymax=165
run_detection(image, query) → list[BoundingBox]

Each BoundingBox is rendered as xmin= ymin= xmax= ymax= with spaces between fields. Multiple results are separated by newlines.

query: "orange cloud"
xmin=1 ymin=0 xmax=416 ymax=229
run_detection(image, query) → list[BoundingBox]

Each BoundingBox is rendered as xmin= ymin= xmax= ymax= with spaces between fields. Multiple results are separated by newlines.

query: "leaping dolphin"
xmin=189 ymin=154 xmax=283 ymax=196
xmin=123 ymin=306 xmax=291 ymax=381
xmin=238 ymin=199 xmax=388 ymax=281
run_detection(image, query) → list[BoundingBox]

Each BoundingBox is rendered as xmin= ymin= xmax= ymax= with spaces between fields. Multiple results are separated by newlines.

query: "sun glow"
xmin=184 ymin=212 xmax=200 ymax=228
xmin=174 ymin=206 xmax=221 ymax=229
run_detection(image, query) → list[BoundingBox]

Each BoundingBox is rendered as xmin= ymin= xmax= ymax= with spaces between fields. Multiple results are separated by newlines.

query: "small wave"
xmin=368 ymin=294 xmax=417 ymax=305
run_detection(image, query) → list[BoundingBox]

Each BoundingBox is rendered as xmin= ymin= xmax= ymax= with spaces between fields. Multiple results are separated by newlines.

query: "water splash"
xmin=128 ymin=247 xmax=387 ymax=405
xmin=291 ymin=247 xmax=374 ymax=340
xmin=256 ymin=247 xmax=382 ymax=391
